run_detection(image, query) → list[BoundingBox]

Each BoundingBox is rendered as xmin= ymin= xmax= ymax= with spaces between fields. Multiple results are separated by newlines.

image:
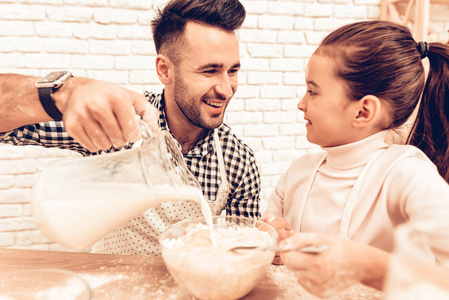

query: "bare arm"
xmin=0 ymin=74 xmax=51 ymax=131
xmin=0 ymin=73 xmax=159 ymax=151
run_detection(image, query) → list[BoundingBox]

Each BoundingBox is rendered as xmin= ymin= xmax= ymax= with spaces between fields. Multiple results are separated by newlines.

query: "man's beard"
xmin=173 ymin=76 xmax=225 ymax=130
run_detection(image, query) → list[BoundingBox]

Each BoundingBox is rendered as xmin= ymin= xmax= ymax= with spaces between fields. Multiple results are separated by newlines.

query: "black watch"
xmin=35 ymin=71 xmax=73 ymax=120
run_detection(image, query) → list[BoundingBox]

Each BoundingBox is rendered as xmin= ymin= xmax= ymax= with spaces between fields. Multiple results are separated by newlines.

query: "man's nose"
xmin=215 ymin=75 xmax=235 ymax=100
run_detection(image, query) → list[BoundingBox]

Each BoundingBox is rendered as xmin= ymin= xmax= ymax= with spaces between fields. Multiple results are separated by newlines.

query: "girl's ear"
xmin=353 ymin=95 xmax=384 ymax=128
xmin=155 ymin=54 xmax=173 ymax=85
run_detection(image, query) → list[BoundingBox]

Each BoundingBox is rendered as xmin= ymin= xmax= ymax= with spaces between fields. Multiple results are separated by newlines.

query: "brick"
xmin=44 ymin=38 xmax=88 ymax=54
xmin=260 ymin=85 xmax=296 ymax=98
xmin=264 ymin=111 xmax=297 ymax=124
xmin=254 ymin=151 xmax=272 ymax=164
xmin=71 ymin=54 xmax=114 ymax=69
xmin=334 ymin=5 xmax=368 ymax=18
xmin=244 ymin=98 xmax=281 ymax=112
xmin=235 ymin=84 xmax=260 ymax=98
xmin=0 ymin=160 xmax=38 ymax=175
xmin=225 ymin=98 xmax=244 ymax=112
xmin=268 ymin=2 xmax=304 ymax=15
xmin=244 ymin=124 xmax=278 ymax=137
xmin=277 ymin=30 xmax=305 ymax=44
xmin=24 ymin=53 xmax=71 ymax=69
xmin=89 ymin=40 xmax=131 ymax=55
xmin=0 ymin=204 xmax=23 ymax=217
xmin=0 ymin=232 xmax=15 ymax=247
xmin=0 ymin=145 xmax=24 ymax=158
xmin=17 ymin=230 xmax=51 ymax=245
xmin=0 ymin=53 xmax=25 ymax=68
xmin=0 ymin=217 xmax=37 ymax=231
xmin=241 ymin=15 xmax=258 ymax=29
xmin=0 ymin=189 xmax=31 ymax=203
xmin=240 ymin=57 xmax=270 ymax=71
xmin=270 ymin=59 xmax=303 ymax=72
xmin=62 ymin=0 xmax=108 ymax=6
xmin=131 ymin=40 xmax=157 ymax=55
xmin=284 ymin=71 xmax=305 ymax=85
xmin=259 ymin=161 xmax=292 ymax=175
xmin=280 ymin=124 xmax=307 ymax=136
xmin=0 ymin=21 xmax=34 ymax=36
xmin=272 ymin=149 xmax=304 ymax=162
xmin=239 ymin=137 xmax=263 ymax=151
xmin=118 ymin=25 xmax=152 ymax=40
xmin=282 ymin=98 xmax=302 ymax=111
xmin=0 ymin=4 xmax=45 ymax=21
xmin=305 ymin=31 xmax=329 ymax=45
xmin=247 ymin=43 xmax=282 ymax=58
xmin=115 ymin=55 xmax=154 ymax=70
xmin=258 ymin=15 xmax=295 ymax=30
xmin=86 ymin=70 xmax=130 ymax=84
xmin=238 ymin=29 xmax=277 ymax=43
xmin=94 ymin=8 xmax=139 ymax=25
xmin=46 ymin=6 xmax=93 ymax=22
xmin=0 ymin=175 xmax=14 ymax=189
xmin=35 ymin=21 xmax=73 ymax=38
xmin=226 ymin=112 xmax=263 ymax=125
xmin=19 ymin=0 xmax=66 ymax=4
xmin=247 ymin=71 xmax=282 ymax=85
xmin=244 ymin=1 xmax=267 ymax=14
xmin=109 ymin=0 xmax=151 ymax=10
xmin=15 ymin=174 xmax=37 ymax=189
xmin=130 ymin=70 xmax=160 ymax=84
xmin=304 ymin=3 xmax=333 ymax=17
xmin=73 ymin=23 xmax=117 ymax=40
xmin=263 ymin=136 xmax=296 ymax=150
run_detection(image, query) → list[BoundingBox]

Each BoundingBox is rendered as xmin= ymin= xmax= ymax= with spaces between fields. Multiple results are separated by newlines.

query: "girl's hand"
xmin=279 ymin=232 xmax=387 ymax=298
xmin=261 ymin=213 xmax=294 ymax=264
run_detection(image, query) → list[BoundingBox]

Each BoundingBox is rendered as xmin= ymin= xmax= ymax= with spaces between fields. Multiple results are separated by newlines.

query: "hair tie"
xmin=417 ymin=41 xmax=429 ymax=59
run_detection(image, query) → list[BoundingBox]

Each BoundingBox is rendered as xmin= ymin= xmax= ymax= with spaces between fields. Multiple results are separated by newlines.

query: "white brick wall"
xmin=1 ymin=0 xmax=448 ymax=251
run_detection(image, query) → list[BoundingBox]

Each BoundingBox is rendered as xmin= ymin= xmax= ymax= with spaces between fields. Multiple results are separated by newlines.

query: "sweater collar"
xmin=321 ymin=131 xmax=389 ymax=169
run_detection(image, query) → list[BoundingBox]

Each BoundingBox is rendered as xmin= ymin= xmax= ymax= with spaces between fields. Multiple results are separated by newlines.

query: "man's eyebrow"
xmin=197 ymin=63 xmax=241 ymax=71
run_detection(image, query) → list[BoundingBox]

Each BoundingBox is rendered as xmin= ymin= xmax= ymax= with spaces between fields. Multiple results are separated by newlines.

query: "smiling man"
xmin=1 ymin=0 xmax=261 ymax=255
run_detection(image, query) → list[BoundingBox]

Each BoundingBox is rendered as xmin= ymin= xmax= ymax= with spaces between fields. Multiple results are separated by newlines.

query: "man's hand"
xmin=54 ymin=77 xmax=159 ymax=152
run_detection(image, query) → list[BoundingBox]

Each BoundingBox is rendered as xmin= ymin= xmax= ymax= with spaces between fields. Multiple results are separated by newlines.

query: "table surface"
xmin=0 ymin=248 xmax=383 ymax=300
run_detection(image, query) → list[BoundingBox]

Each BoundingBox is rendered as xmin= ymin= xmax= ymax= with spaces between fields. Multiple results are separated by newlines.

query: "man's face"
xmin=170 ymin=22 xmax=240 ymax=130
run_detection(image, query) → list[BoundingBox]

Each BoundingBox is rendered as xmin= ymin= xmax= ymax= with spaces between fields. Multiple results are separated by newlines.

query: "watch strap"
xmin=38 ymin=86 xmax=63 ymax=120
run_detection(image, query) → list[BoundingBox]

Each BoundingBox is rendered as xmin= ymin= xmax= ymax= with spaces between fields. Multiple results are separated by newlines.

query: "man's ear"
xmin=353 ymin=95 xmax=383 ymax=128
xmin=155 ymin=54 xmax=173 ymax=85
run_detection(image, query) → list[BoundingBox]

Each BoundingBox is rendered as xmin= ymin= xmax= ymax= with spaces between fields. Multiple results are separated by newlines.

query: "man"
xmin=0 ymin=0 xmax=260 ymax=255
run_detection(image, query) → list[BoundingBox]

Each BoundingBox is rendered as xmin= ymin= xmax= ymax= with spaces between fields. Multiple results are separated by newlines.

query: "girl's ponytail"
xmin=408 ymin=42 xmax=449 ymax=182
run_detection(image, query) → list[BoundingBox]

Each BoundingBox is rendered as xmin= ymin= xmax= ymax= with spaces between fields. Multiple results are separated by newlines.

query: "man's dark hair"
xmin=151 ymin=0 xmax=246 ymax=62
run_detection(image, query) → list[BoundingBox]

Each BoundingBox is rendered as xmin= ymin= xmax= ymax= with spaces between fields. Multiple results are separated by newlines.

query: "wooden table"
xmin=0 ymin=248 xmax=383 ymax=299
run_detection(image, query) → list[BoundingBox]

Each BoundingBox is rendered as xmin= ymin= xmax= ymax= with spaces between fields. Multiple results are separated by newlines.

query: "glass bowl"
xmin=160 ymin=216 xmax=277 ymax=300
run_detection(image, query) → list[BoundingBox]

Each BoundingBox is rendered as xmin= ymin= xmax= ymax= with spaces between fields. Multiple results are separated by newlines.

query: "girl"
xmin=264 ymin=20 xmax=449 ymax=297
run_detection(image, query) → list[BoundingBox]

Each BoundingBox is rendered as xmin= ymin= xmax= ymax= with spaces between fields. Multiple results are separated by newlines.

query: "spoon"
xmin=228 ymin=244 xmax=328 ymax=254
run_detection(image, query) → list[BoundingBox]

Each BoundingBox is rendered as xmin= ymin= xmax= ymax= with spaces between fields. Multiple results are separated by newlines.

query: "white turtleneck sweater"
xmin=267 ymin=131 xmax=449 ymax=264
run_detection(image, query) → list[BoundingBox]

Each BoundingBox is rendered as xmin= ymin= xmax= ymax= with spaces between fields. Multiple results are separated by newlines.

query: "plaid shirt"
xmin=1 ymin=91 xmax=261 ymax=255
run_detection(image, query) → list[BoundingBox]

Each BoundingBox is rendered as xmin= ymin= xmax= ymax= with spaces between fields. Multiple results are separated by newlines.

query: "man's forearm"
xmin=0 ymin=73 xmax=52 ymax=132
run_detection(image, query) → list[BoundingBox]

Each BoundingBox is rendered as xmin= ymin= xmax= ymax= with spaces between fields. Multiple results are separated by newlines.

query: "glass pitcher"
xmin=32 ymin=122 xmax=205 ymax=250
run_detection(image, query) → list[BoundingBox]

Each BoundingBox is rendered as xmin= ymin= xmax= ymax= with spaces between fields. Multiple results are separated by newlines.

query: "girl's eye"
xmin=307 ymin=89 xmax=317 ymax=96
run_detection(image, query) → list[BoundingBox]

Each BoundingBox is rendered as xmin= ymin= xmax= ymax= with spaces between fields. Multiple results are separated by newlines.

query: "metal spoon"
xmin=228 ymin=244 xmax=328 ymax=254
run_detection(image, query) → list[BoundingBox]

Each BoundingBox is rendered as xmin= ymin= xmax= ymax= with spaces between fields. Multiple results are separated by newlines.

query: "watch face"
xmin=36 ymin=71 xmax=72 ymax=88
xmin=40 ymin=71 xmax=69 ymax=83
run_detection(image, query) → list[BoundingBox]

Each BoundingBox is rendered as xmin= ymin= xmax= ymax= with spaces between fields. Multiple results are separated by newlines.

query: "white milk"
xmin=33 ymin=183 xmax=213 ymax=250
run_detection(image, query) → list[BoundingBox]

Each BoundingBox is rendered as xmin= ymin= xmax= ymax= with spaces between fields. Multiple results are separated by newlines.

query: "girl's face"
xmin=298 ymin=53 xmax=359 ymax=147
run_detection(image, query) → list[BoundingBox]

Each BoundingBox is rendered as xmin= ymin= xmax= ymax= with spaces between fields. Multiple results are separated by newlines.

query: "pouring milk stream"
xmin=32 ymin=120 xmax=214 ymax=250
